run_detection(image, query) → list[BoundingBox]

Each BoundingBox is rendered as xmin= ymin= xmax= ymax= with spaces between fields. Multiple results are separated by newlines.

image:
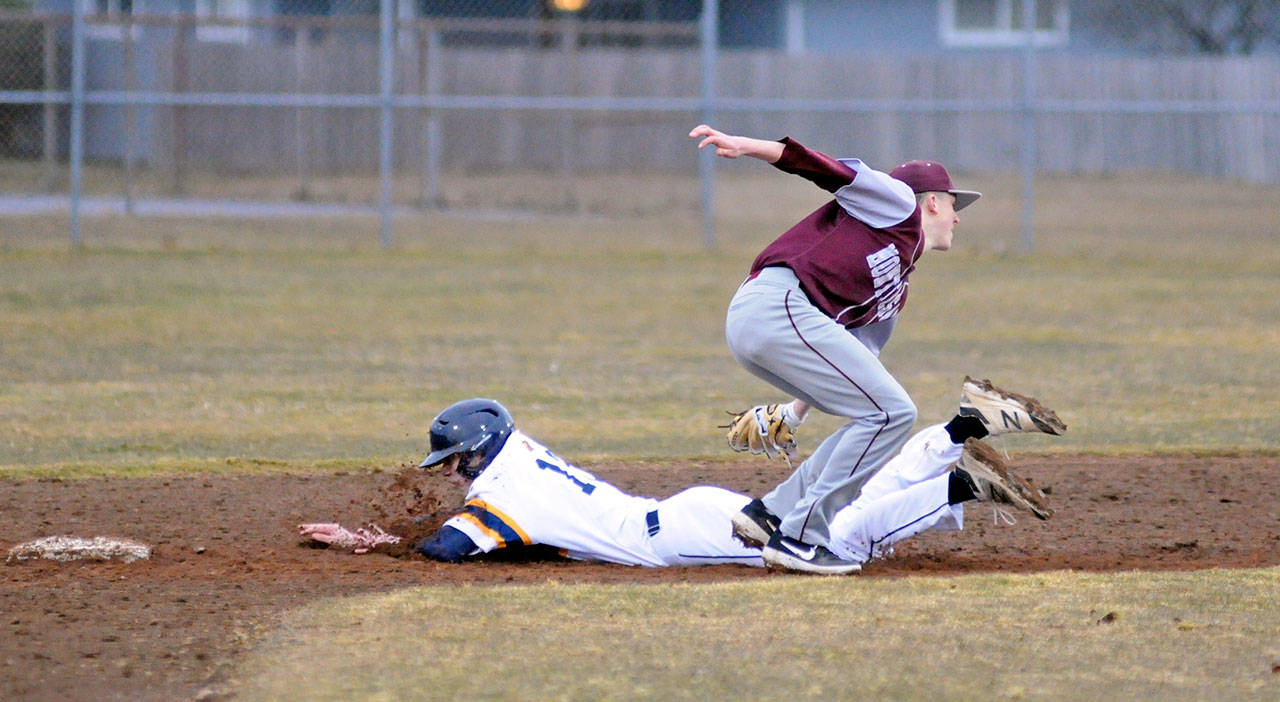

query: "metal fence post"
xmin=699 ymin=0 xmax=718 ymax=250
xmin=420 ymin=23 xmax=441 ymax=208
xmin=558 ymin=16 xmax=578 ymax=213
xmin=379 ymin=0 xmax=395 ymax=247
xmin=294 ymin=26 xmax=312 ymax=201
xmin=69 ymin=0 xmax=85 ymax=246
xmin=123 ymin=13 xmax=137 ymax=215
xmin=169 ymin=14 xmax=188 ymax=195
xmin=1020 ymin=0 xmax=1037 ymax=252
xmin=42 ymin=18 xmax=57 ymax=192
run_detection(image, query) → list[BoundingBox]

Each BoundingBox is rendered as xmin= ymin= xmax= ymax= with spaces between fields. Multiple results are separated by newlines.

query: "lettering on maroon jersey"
xmin=863 ymin=244 xmax=907 ymax=323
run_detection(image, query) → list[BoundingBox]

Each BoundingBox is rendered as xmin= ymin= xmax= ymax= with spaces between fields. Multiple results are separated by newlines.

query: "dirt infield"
xmin=4 ymin=454 xmax=1279 ymax=701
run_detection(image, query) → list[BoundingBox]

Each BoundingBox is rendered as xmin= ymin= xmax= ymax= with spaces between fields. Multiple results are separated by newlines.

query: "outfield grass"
xmin=2 ymin=171 xmax=1278 ymax=474
xmin=235 ymin=567 xmax=1280 ymax=701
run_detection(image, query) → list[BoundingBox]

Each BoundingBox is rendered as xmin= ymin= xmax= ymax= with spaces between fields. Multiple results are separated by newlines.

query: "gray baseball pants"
xmin=725 ymin=267 xmax=917 ymax=548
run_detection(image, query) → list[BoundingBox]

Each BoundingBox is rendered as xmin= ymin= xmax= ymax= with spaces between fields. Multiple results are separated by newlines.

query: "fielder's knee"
xmin=879 ymin=392 xmax=917 ymax=438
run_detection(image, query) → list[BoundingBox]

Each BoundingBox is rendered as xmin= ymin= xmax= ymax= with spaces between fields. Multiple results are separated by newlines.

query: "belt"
xmin=645 ymin=509 xmax=661 ymax=537
xmin=749 ymin=266 xmax=799 ymax=286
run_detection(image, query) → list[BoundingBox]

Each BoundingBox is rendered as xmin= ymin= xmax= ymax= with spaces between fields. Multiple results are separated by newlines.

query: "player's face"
xmin=924 ymin=192 xmax=959 ymax=251
xmin=440 ymin=454 xmax=469 ymax=488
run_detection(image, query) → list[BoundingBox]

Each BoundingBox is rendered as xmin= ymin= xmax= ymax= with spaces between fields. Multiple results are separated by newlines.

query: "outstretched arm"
xmin=692 ymin=125 xmax=858 ymax=193
xmin=689 ymin=124 xmax=784 ymax=163
xmin=416 ymin=525 xmax=480 ymax=563
xmin=298 ymin=522 xmax=402 ymax=554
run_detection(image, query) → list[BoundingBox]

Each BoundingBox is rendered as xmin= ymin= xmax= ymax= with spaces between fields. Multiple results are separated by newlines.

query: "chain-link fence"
xmin=3 ymin=2 xmax=709 ymax=231
xmin=0 ymin=6 xmax=58 ymax=188
xmin=3 ymin=0 xmax=1280 ymax=246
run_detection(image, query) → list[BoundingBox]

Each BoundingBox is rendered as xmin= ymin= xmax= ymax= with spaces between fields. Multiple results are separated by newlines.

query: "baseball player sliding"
xmin=300 ymin=391 xmax=1061 ymax=571
xmin=691 ymin=123 xmax=1063 ymax=574
xmin=304 ymin=398 xmax=764 ymax=567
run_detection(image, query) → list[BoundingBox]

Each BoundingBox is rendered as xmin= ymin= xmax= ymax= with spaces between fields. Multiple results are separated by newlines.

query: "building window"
xmin=93 ymin=0 xmax=133 ymax=16
xmin=86 ymin=0 xmax=139 ymax=40
xmin=196 ymin=0 xmax=252 ymax=43
xmin=940 ymin=0 xmax=1068 ymax=48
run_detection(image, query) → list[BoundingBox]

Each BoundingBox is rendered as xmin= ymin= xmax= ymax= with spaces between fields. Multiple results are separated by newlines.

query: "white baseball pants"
xmin=648 ymin=486 xmax=765 ymax=567
xmin=826 ymin=423 xmax=966 ymax=563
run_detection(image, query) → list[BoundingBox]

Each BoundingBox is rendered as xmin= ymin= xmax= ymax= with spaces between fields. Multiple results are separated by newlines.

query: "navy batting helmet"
xmin=418 ymin=398 xmax=514 ymax=479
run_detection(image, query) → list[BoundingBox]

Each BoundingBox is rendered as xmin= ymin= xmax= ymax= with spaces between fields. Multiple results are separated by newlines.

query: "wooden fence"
xmin=12 ymin=13 xmax=1280 ymax=184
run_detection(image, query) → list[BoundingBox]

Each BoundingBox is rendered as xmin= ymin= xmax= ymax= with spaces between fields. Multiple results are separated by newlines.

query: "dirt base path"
xmin=4 ymin=454 xmax=1279 ymax=701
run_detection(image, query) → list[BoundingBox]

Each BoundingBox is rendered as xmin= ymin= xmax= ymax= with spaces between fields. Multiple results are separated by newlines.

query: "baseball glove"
xmin=721 ymin=404 xmax=798 ymax=462
xmin=298 ymin=522 xmax=402 ymax=554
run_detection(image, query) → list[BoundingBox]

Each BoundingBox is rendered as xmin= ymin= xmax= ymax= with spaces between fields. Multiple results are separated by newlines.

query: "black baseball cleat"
xmin=761 ymin=531 xmax=861 ymax=575
xmin=731 ymin=498 xmax=780 ymax=548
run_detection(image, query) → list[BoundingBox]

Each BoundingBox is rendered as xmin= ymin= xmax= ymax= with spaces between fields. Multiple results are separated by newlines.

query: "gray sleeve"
xmin=833 ymin=158 xmax=917 ymax=229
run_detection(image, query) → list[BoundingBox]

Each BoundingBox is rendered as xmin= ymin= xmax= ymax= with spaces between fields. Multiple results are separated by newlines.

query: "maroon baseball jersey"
xmin=749 ymin=137 xmax=924 ymax=330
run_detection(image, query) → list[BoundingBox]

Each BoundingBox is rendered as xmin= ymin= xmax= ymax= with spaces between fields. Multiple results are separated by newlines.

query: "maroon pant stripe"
xmin=783 ymin=289 xmax=894 ymax=538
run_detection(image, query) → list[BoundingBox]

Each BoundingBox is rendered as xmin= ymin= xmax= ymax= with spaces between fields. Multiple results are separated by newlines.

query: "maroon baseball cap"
xmin=889 ymin=160 xmax=981 ymax=211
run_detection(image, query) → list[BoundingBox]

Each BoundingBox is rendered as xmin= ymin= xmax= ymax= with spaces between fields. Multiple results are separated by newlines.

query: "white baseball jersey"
xmin=443 ymin=430 xmax=763 ymax=567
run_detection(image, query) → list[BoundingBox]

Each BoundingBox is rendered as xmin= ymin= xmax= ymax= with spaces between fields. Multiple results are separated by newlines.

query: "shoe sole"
xmin=731 ymin=512 xmax=772 ymax=549
xmin=961 ymin=439 xmax=1054 ymax=520
xmin=961 ymin=376 xmax=1067 ymax=435
xmin=761 ymin=546 xmax=862 ymax=575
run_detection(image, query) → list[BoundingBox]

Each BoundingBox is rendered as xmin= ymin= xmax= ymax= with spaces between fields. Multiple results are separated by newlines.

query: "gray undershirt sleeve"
xmin=833 ymin=158 xmax=917 ymax=229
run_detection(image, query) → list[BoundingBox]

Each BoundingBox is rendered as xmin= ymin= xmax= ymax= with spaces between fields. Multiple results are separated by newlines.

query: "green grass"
xmin=234 ymin=567 xmax=1280 ymax=701
xmin=2 ymin=171 xmax=1278 ymax=474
